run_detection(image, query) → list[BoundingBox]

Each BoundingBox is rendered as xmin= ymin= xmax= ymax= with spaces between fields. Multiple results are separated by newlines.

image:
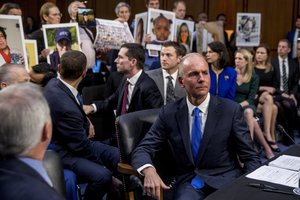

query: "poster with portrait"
xmin=0 ymin=14 xmax=28 ymax=70
xmin=25 ymin=39 xmax=38 ymax=71
xmin=134 ymin=12 xmax=147 ymax=46
xmin=174 ymin=19 xmax=194 ymax=52
xmin=77 ymin=8 xmax=96 ymax=27
xmin=94 ymin=18 xmax=134 ymax=50
xmin=236 ymin=13 xmax=261 ymax=47
xmin=42 ymin=23 xmax=81 ymax=66
xmin=146 ymin=8 xmax=176 ymax=50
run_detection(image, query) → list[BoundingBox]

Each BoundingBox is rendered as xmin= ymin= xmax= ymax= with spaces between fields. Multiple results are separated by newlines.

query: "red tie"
xmin=121 ymin=81 xmax=129 ymax=115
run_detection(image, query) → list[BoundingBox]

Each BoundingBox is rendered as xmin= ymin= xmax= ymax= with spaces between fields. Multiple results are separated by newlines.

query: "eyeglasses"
xmin=50 ymin=13 xmax=62 ymax=17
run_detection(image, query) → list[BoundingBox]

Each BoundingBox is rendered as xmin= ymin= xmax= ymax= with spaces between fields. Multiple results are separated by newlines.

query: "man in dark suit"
xmin=132 ymin=53 xmax=261 ymax=200
xmin=84 ymin=43 xmax=163 ymax=116
xmin=146 ymin=41 xmax=186 ymax=104
xmin=272 ymin=39 xmax=299 ymax=145
xmin=43 ymin=50 xmax=119 ymax=200
xmin=0 ymin=83 xmax=64 ymax=200
xmin=286 ymin=15 xmax=300 ymax=58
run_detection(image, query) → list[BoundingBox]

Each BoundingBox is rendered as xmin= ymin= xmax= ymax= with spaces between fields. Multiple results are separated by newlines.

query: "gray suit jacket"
xmin=146 ymin=68 xmax=186 ymax=104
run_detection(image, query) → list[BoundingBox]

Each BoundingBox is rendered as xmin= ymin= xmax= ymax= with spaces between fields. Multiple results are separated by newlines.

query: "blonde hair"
xmin=236 ymin=48 xmax=254 ymax=83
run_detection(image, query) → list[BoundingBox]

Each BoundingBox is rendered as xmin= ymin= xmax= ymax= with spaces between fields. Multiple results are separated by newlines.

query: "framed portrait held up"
xmin=42 ymin=23 xmax=81 ymax=66
xmin=236 ymin=13 xmax=261 ymax=47
xmin=0 ymin=14 xmax=28 ymax=70
xmin=146 ymin=8 xmax=176 ymax=50
xmin=24 ymin=39 xmax=38 ymax=71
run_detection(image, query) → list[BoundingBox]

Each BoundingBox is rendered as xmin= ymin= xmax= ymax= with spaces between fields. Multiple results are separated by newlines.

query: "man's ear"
xmin=178 ymin=77 xmax=184 ymax=88
xmin=41 ymin=119 xmax=52 ymax=143
xmin=81 ymin=68 xmax=87 ymax=78
xmin=0 ymin=82 xmax=7 ymax=89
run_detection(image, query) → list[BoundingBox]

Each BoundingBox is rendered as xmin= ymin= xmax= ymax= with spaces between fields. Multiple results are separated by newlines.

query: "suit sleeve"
xmin=56 ymin=110 xmax=92 ymax=155
xmin=232 ymin=104 xmax=261 ymax=172
xmin=131 ymin=108 xmax=167 ymax=169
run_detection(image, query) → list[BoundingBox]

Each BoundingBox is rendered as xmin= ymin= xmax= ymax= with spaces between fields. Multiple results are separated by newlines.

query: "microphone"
xmin=276 ymin=124 xmax=296 ymax=145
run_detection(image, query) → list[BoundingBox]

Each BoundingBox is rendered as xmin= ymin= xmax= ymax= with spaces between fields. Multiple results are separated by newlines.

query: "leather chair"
xmin=116 ymin=109 xmax=176 ymax=200
xmin=43 ymin=150 xmax=67 ymax=198
xmin=82 ymin=84 xmax=116 ymax=142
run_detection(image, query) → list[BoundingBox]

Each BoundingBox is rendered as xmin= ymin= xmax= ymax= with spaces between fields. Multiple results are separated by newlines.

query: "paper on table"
xmin=246 ymin=165 xmax=299 ymax=188
xmin=269 ymin=155 xmax=300 ymax=171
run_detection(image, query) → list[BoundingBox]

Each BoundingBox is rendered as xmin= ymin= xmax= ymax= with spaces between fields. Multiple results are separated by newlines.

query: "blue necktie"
xmin=191 ymin=107 xmax=205 ymax=189
xmin=76 ymin=93 xmax=83 ymax=108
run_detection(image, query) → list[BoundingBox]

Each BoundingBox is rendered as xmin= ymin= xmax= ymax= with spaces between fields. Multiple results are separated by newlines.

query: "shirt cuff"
xmin=91 ymin=103 xmax=97 ymax=113
xmin=137 ymin=164 xmax=155 ymax=176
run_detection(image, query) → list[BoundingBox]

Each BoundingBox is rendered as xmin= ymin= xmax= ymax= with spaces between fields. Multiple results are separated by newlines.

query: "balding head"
xmin=0 ymin=64 xmax=30 ymax=89
xmin=178 ymin=53 xmax=210 ymax=105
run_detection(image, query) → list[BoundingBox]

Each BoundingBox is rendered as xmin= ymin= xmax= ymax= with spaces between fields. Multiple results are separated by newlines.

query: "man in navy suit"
xmin=146 ymin=41 xmax=186 ymax=104
xmin=286 ymin=15 xmax=300 ymax=58
xmin=132 ymin=53 xmax=261 ymax=200
xmin=44 ymin=50 xmax=119 ymax=200
xmin=84 ymin=43 xmax=163 ymax=116
xmin=272 ymin=39 xmax=299 ymax=145
xmin=0 ymin=83 xmax=64 ymax=200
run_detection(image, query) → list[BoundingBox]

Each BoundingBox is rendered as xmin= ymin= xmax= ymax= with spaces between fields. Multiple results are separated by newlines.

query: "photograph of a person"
xmin=0 ymin=14 xmax=28 ymax=70
xmin=134 ymin=12 xmax=147 ymax=45
xmin=236 ymin=13 xmax=261 ymax=47
xmin=77 ymin=8 xmax=96 ymax=27
xmin=25 ymin=39 xmax=38 ymax=71
xmin=175 ymin=19 xmax=194 ymax=52
xmin=146 ymin=8 xmax=175 ymax=49
xmin=42 ymin=23 xmax=81 ymax=68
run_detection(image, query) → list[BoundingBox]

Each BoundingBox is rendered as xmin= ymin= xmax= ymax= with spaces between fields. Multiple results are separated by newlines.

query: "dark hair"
xmin=216 ymin=13 xmax=226 ymax=20
xmin=173 ymin=0 xmax=186 ymax=9
xmin=31 ymin=63 xmax=57 ymax=87
xmin=0 ymin=3 xmax=21 ymax=14
xmin=120 ymin=43 xmax=145 ymax=69
xmin=151 ymin=13 xmax=172 ymax=26
xmin=207 ymin=41 xmax=229 ymax=68
xmin=177 ymin=22 xmax=191 ymax=45
xmin=145 ymin=0 xmax=160 ymax=4
xmin=278 ymin=38 xmax=291 ymax=48
xmin=59 ymin=50 xmax=87 ymax=80
xmin=254 ymin=43 xmax=272 ymax=73
xmin=162 ymin=41 xmax=186 ymax=57
xmin=0 ymin=26 xmax=7 ymax=39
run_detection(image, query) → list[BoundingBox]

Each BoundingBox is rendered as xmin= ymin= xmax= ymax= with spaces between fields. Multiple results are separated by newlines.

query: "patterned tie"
xmin=191 ymin=107 xmax=205 ymax=189
xmin=121 ymin=81 xmax=129 ymax=115
xmin=166 ymin=76 xmax=176 ymax=104
xmin=76 ymin=93 xmax=83 ymax=108
xmin=282 ymin=60 xmax=288 ymax=93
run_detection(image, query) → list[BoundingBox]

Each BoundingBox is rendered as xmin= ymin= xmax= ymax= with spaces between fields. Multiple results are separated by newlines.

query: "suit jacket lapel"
xmin=197 ymin=96 xmax=220 ymax=164
xmin=129 ymin=71 xmax=145 ymax=106
xmin=57 ymin=79 xmax=86 ymax=116
xmin=175 ymin=99 xmax=194 ymax=163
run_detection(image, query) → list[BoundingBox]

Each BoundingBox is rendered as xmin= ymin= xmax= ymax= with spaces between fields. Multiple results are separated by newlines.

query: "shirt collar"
xmin=186 ymin=93 xmax=210 ymax=116
xmin=128 ymin=69 xmax=142 ymax=85
xmin=58 ymin=77 xmax=79 ymax=98
xmin=162 ymin=69 xmax=178 ymax=80
xmin=18 ymin=156 xmax=53 ymax=187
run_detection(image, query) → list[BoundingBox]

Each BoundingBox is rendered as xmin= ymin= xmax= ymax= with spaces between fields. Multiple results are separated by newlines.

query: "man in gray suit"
xmin=146 ymin=41 xmax=186 ymax=104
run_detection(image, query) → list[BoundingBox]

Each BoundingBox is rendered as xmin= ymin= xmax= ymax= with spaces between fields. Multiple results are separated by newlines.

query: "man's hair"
xmin=0 ymin=83 xmax=50 ymax=158
xmin=0 ymin=64 xmax=25 ymax=85
xmin=0 ymin=26 xmax=7 ymax=39
xmin=114 ymin=2 xmax=131 ymax=16
xmin=216 ymin=13 xmax=226 ymax=20
xmin=40 ymin=2 xmax=57 ymax=24
xmin=145 ymin=0 xmax=160 ymax=5
xmin=178 ymin=53 xmax=204 ymax=76
xmin=31 ymin=63 xmax=57 ymax=87
xmin=120 ymin=43 xmax=145 ymax=69
xmin=173 ymin=0 xmax=186 ymax=9
xmin=0 ymin=3 xmax=21 ymax=14
xmin=207 ymin=41 xmax=229 ymax=68
xmin=59 ymin=50 xmax=87 ymax=80
xmin=162 ymin=41 xmax=186 ymax=57
xmin=278 ymin=38 xmax=291 ymax=48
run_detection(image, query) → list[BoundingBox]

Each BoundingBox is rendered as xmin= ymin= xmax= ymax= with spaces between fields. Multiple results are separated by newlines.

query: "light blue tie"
xmin=191 ymin=107 xmax=205 ymax=189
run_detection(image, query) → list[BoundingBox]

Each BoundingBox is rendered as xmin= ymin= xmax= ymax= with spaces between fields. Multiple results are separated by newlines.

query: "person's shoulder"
xmin=211 ymin=95 xmax=239 ymax=109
